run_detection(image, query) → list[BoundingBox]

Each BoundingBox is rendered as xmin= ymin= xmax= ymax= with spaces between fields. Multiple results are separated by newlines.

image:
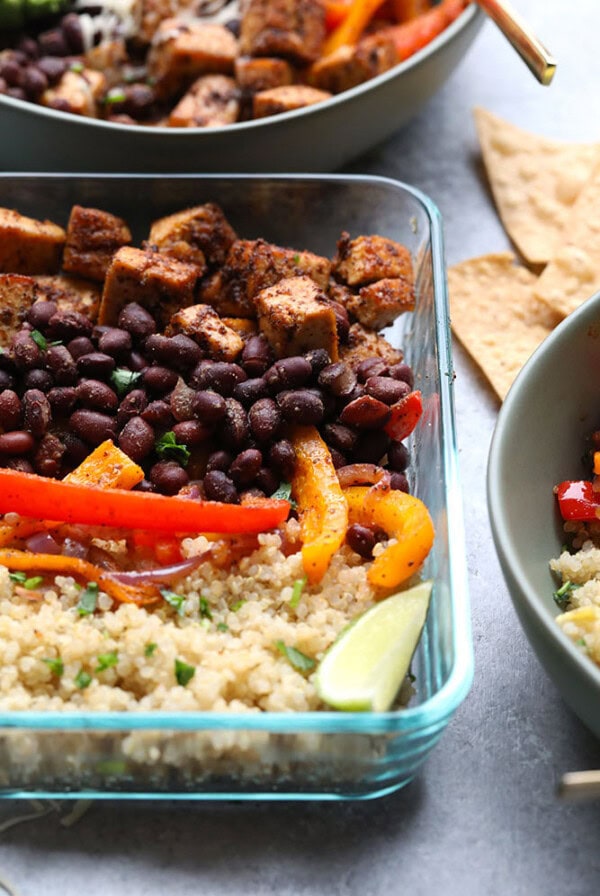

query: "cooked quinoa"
xmin=0 ymin=526 xmax=377 ymax=714
xmin=550 ymin=538 xmax=600 ymax=666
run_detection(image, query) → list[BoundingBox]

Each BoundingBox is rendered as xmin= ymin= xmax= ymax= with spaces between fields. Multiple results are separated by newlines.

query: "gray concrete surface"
xmin=0 ymin=1 xmax=599 ymax=893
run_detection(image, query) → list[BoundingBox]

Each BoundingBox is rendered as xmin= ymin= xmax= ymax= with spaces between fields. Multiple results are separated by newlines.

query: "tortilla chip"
xmin=449 ymin=252 xmax=560 ymax=401
xmin=474 ymin=107 xmax=599 ymax=266
xmin=534 ymin=160 xmax=600 ymax=318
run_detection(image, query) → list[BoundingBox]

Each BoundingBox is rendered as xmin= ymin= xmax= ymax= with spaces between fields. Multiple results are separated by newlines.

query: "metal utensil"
xmin=558 ymin=770 xmax=600 ymax=802
xmin=476 ymin=0 xmax=557 ymax=85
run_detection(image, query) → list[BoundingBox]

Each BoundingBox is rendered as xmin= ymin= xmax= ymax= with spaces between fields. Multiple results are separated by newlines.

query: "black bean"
xmin=21 ymin=65 xmax=48 ymax=98
xmin=140 ymin=399 xmax=173 ymax=428
xmin=23 ymin=368 xmax=53 ymax=392
xmin=144 ymin=333 xmax=202 ymax=371
xmin=346 ymin=383 xmax=366 ymax=404
xmin=47 ymin=386 xmax=77 ymax=416
xmin=77 ymin=379 xmax=119 ymax=412
xmin=11 ymin=333 xmax=41 ymax=370
xmin=328 ymin=300 xmax=350 ymax=342
xmin=5 ymin=86 xmax=26 ymax=101
xmin=241 ymin=334 xmax=273 ymax=376
xmin=218 ymin=398 xmax=249 ymax=451
xmin=339 ymin=395 xmax=390 ymax=429
xmin=322 ymin=422 xmax=356 ymax=455
xmin=356 ymin=358 xmax=389 ymax=383
xmin=318 ymin=362 xmax=356 ymax=397
xmin=189 ymin=359 xmax=212 ymax=389
xmin=118 ymin=416 xmax=155 ymax=462
xmin=98 ymin=327 xmax=132 ymax=359
xmin=62 ymin=431 xmax=89 ymax=466
xmin=254 ymin=467 xmax=279 ymax=496
xmin=201 ymin=362 xmax=247 ymax=397
xmin=33 ymin=433 xmax=65 ymax=477
xmin=0 ymin=58 xmax=21 ymax=87
xmin=38 ymin=29 xmax=69 ymax=56
xmin=142 ymin=365 xmax=178 ymax=395
xmin=390 ymin=472 xmax=409 ymax=492
xmin=149 ymin=460 xmax=189 ymax=496
xmin=192 ymin=390 xmax=227 ymax=424
xmin=27 ymin=300 xmax=57 ymax=330
xmin=36 ymin=56 xmax=67 ymax=85
xmin=232 ymin=376 xmax=268 ymax=406
xmin=265 ymin=356 xmax=312 ymax=392
xmin=388 ymin=440 xmax=410 ymax=472
xmin=17 ymin=37 xmax=38 ymax=59
xmin=206 ymin=450 xmax=233 ymax=474
xmin=352 ymin=430 xmax=390 ymax=464
xmin=269 ymin=439 xmax=296 ymax=480
xmin=229 ymin=448 xmax=262 ymax=487
xmin=47 ymin=310 xmax=93 ymax=341
xmin=346 ymin=524 xmax=378 ymax=560
xmin=66 ymin=336 xmax=94 ymax=360
xmin=277 ymin=389 xmax=324 ymax=425
xmin=305 ymin=348 xmax=331 ymax=375
xmin=70 ymin=409 xmax=116 ymax=445
xmin=0 ymin=431 xmax=34 ymax=455
xmin=77 ymin=352 xmax=116 ymax=380
xmin=203 ymin=469 xmax=238 ymax=504
xmin=133 ymin=479 xmax=155 ymax=492
xmin=45 ymin=344 xmax=77 ymax=385
xmin=122 ymin=83 xmax=154 ymax=117
xmin=365 ymin=375 xmax=410 ymax=406
xmin=118 ymin=303 xmax=156 ymax=341
xmin=61 ymin=13 xmax=84 ymax=53
xmin=3 ymin=457 xmax=34 ymax=473
xmin=388 ymin=362 xmax=414 ymax=389
xmin=116 ymin=389 xmax=148 ymax=428
xmin=172 ymin=419 xmax=211 ymax=447
xmin=0 ymin=371 xmax=14 ymax=392
xmin=248 ymin=397 xmax=281 ymax=442
xmin=329 ymin=448 xmax=346 ymax=468
xmin=22 ymin=389 xmax=51 ymax=438
xmin=92 ymin=325 xmax=111 ymax=342
xmin=127 ymin=350 xmax=148 ymax=372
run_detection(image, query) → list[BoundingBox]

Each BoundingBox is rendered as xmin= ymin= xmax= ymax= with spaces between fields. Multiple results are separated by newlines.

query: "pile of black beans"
xmin=0 ymin=298 xmax=414 ymax=502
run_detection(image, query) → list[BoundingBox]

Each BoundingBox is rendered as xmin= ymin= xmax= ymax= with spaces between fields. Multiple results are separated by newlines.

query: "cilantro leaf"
xmin=30 ymin=329 xmax=47 ymax=351
xmin=110 ymin=368 xmax=142 ymax=397
xmin=155 ymin=431 xmax=191 ymax=466
xmin=289 ymin=576 xmax=307 ymax=609
xmin=42 ymin=657 xmax=64 ymax=676
xmin=144 ymin=642 xmax=158 ymax=657
xmin=174 ymin=658 xmax=195 ymax=687
xmin=199 ymin=596 xmax=213 ymax=620
xmin=553 ymin=580 xmax=579 ymax=611
xmin=104 ymin=89 xmax=127 ymax=105
xmin=161 ymin=588 xmax=186 ymax=616
xmin=23 ymin=576 xmax=43 ymax=590
xmin=275 ymin=640 xmax=315 ymax=673
xmin=271 ymin=481 xmax=296 ymax=508
xmin=77 ymin=582 xmax=99 ymax=616
xmin=9 ymin=571 xmax=27 ymax=584
xmin=95 ymin=651 xmax=118 ymax=672
xmin=231 ymin=599 xmax=246 ymax=612
xmin=216 ymin=622 xmax=229 ymax=633
xmin=75 ymin=670 xmax=92 ymax=689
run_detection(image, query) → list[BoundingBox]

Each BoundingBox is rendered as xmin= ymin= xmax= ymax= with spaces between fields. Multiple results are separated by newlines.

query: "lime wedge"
xmin=315 ymin=580 xmax=433 ymax=712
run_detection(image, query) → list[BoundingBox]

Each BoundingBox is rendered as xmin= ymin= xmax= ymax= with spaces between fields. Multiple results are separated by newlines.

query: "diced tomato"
xmin=384 ymin=389 xmax=423 ymax=441
xmin=556 ymin=480 xmax=600 ymax=521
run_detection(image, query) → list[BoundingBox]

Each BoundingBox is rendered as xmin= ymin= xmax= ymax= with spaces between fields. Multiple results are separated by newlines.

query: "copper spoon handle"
xmin=475 ymin=0 xmax=557 ymax=85
xmin=558 ymin=770 xmax=600 ymax=802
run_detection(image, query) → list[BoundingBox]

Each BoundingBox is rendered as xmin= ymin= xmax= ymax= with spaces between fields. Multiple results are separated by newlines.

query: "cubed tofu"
xmin=255 ymin=275 xmax=338 ymax=360
xmin=148 ymin=202 xmax=237 ymax=270
xmin=239 ymin=0 xmax=326 ymax=65
xmin=166 ymin=303 xmax=244 ymax=361
xmin=343 ymin=277 xmax=415 ymax=330
xmin=148 ymin=19 xmax=238 ymax=98
xmin=221 ymin=317 xmax=258 ymax=338
xmin=98 ymin=247 xmax=198 ymax=328
xmin=84 ymin=39 xmax=129 ymax=87
xmin=136 ymin=0 xmax=198 ymax=44
xmin=0 ymin=274 xmax=39 ymax=348
xmin=34 ymin=275 xmax=102 ymax=321
xmin=41 ymin=68 xmax=106 ymax=117
xmin=340 ymin=322 xmax=404 ymax=370
xmin=168 ymin=74 xmax=240 ymax=127
xmin=62 ymin=205 xmax=132 ymax=282
xmin=333 ymin=233 xmax=414 ymax=286
xmin=0 ymin=208 xmax=65 ymax=275
xmin=253 ymin=84 xmax=331 ymax=118
xmin=234 ymin=56 xmax=294 ymax=93
xmin=308 ymin=34 xmax=398 ymax=93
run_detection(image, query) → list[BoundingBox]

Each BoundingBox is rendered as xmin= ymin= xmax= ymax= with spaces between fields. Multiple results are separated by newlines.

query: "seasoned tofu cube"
xmin=168 ymin=74 xmax=240 ymax=127
xmin=253 ymin=84 xmax=331 ymax=118
xmin=62 ymin=205 xmax=132 ymax=282
xmin=0 ymin=208 xmax=65 ymax=274
xmin=41 ymin=68 xmax=106 ymax=117
xmin=239 ymin=0 xmax=326 ymax=65
xmin=148 ymin=202 xmax=237 ymax=270
xmin=34 ymin=275 xmax=102 ymax=321
xmin=98 ymin=247 xmax=198 ymax=328
xmin=333 ymin=233 xmax=414 ymax=286
xmin=255 ymin=275 xmax=338 ymax=360
xmin=340 ymin=322 xmax=404 ymax=370
xmin=221 ymin=317 xmax=258 ymax=338
xmin=0 ymin=275 xmax=39 ymax=348
xmin=234 ymin=56 xmax=294 ymax=93
xmin=308 ymin=35 xmax=398 ymax=93
xmin=166 ymin=304 xmax=244 ymax=361
xmin=148 ymin=20 xmax=238 ymax=98
xmin=137 ymin=0 xmax=199 ymax=44
xmin=344 ymin=277 xmax=415 ymax=330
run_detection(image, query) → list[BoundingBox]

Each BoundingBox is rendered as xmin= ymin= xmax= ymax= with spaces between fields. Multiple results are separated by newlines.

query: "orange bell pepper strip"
xmin=344 ymin=485 xmax=434 ymax=591
xmin=594 ymin=452 xmax=600 ymax=476
xmin=323 ymin=0 xmax=352 ymax=31
xmin=322 ymin=0 xmax=389 ymax=55
xmin=377 ymin=0 xmax=469 ymax=60
xmin=290 ymin=425 xmax=348 ymax=584
xmin=0 ymin=468 xmax=289 ymax=534
xmin=0 ymin=548 xmax=160 ymax=605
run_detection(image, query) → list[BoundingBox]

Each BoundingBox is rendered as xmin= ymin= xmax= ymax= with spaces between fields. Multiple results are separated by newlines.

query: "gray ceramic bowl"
xmin=0 ymin=5 xmax=483 ymax=173
xmin=488 ymin=291 xmax=600 ymax=739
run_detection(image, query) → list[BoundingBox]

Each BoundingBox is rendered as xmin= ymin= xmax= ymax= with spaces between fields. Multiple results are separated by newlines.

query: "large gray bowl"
xmin=488 ymin=291 xmax=600 ymax=739
xmin=0 ymin=4 xmax=483 ymax=172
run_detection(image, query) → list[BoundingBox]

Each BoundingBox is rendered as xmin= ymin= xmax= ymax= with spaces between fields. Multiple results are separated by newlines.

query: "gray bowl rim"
xmin=0 ymin=4 xmax=483 ymax=136
xmin=487 ymin=289 xmax=600 ymax=697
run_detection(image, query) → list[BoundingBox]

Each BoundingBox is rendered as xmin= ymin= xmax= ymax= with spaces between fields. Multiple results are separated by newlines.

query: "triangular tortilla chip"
xmin=534 ymin=159 xmax=600 ymax=318
xmin=474 ymin=107 xmax=599 ymax=265
xmin=449 ymin=252 xmax=560 ymax=400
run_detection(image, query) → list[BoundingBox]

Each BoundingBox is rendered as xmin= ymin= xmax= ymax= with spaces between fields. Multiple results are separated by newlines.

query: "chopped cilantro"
xmin=104 ymin=89 xmax=127 ymax=105
xmin=275 ymin=640 xmax=315 ymax=673
xmin=144 ymin=642 xmax=158 ymax=657
xmin=23 ymin=576 xmax=43 ymax=590
xmin=9 ymin=571 xmax=27 ymax=584
xmin=199 ymin=596 xmax=213 ymax=620
xmin=216 ymin=622 xmax=229 ymax=633
xmin=231 ymin=599 xmax=246 ymax=612
xmin=70 ymin=60 xmax=84 ymax=73
xmin=95 ymin=651 xmax=118 ymax=672
xmin=77 ymin=582 xmax=99 ymax=616
xmin=30 ymin=329 xmax=47 ymax=351
xmin=174 ymin=658 xmax=195 ymax=686
xmin=155 ymin=431 xmax=191 ymax=466
xmin=75 ymin=670 xmax=92 ymax=689
xmin=293 ymin=254 xmax=301 ymax=264
xmin=271 ymin=481 xmax=296 ymax=507
xmin=110 ymin=368 xmax=142 ymax=397
xmin=289 ymin=576 xmax=307 ymax=609
xmin=161 ymin=588 xmax=186 ymax=616
xmin=42 ymin=657 xmax=64 ymax=676
xmin=553 ymin=580 xmax=580 ymax=611
xmin=576 ymin=637 xmax=587 ymax=648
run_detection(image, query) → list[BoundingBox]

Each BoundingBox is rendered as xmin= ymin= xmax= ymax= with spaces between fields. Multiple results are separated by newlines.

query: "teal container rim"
xmin=0 ymin=172 xmax=473 ymax=734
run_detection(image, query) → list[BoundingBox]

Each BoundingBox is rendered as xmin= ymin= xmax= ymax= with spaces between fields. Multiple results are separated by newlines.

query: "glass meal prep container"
xmin=0 ymin=173 xmax=472 ymax=801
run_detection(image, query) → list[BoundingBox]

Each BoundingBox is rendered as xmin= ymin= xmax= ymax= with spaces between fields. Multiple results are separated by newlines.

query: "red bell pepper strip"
xmin=0 ymin=468 xmax=290 ymax=534
xmin=384 ymin=389 xmax=423 ymax=441
xmin=555 ymin=480 xmax=600 ymax=521
xmin=376 ymin=0 xmax=468 ymax=61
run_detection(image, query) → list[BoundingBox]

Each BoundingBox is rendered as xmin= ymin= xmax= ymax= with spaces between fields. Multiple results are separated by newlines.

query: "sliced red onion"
xmin=336 ymin=464 xmax=391 ymax=489
xmin=62 ymin=538 xmax=89 ymax=559
xmin=111 ymin=551 xmax=211 ymax=585
xmin=25 ymin=531 xmax=61 ymax=555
